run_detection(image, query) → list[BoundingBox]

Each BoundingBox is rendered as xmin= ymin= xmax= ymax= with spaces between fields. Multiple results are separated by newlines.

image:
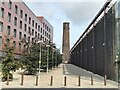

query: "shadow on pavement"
xmin=62 ymin=64 xmax=118 ymax=85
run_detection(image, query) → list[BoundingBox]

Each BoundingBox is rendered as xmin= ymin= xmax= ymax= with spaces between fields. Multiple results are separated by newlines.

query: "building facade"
xmin=0 ymin=0 xmax=53 ymax=59
xmin=70 ymin=0 xmax=120 ymax=81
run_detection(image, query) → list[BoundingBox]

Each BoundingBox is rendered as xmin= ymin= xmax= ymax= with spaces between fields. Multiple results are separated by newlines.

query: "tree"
xmin=20 ymin=38 xmax=40 ymax=74
xmin=20 ymin=37 xmax=62 ymax=74
xmin=2 ymin=36 xmax=18 ymax=81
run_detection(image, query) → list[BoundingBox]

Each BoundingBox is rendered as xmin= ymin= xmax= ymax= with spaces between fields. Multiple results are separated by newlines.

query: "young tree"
xmin=20 ymin=38 xmax=40 ymax=74
xmin=2 ymin=36 xmax=18 ymax=81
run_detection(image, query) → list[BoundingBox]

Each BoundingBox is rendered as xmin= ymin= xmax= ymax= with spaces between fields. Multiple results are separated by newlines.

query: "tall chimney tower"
xmin=62 ymin=22 xmax=70 ymax=63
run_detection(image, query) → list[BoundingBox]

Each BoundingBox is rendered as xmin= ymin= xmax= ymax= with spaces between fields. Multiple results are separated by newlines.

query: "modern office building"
xmin=70 ymin=0 xmax=120 ymax=81
xmin=0 ymin=0 xmax=53 ymax=59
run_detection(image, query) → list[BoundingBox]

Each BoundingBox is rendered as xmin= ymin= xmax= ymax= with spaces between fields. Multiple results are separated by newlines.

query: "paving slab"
xmin=1 ymin=64 xmax=118 ymax=88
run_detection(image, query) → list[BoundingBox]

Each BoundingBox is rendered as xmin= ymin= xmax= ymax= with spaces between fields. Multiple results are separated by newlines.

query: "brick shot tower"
xmin=62 ymin=22 xmax=70 ymax=63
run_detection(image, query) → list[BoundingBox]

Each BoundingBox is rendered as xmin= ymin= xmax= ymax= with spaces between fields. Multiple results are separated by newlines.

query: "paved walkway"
xmin=1 ymin=64 xmax=118 ymax=88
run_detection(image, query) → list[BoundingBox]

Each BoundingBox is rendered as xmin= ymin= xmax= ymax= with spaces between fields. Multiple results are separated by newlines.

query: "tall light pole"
xmin=46 ymin=44 xmax=50 ymax=74
xmin=37 ymin=40 xmax=43 ymax=77
xmin=55 ymin=48 xmax=57 ymax=68
xmin=52 ymin=47 xmax=54 ymax=70
xmin=51 ymin=43 xmax=55 ymax=70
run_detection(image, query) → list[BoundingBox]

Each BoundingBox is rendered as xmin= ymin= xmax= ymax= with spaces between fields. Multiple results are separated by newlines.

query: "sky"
xmin=22 ymin=0 xmax=111 ymax=51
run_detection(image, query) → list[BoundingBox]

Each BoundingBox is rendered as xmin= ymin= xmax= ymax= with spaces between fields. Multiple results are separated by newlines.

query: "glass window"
xmin=28 ymin=27 xmax=31 ymax=34
xmin=40 ymin=35 xmax=42 ymax=39
xmin=35 ymin=31 xmax=37 ymax=37
xmin=14 ymin=29 xmax=17 ymax=37
xmin=0 ymin=36 xmax=2 ymax=46
xmin=13 ymin=41 xmax=16 ymax=48
xmin=19 ymin=32 xmax=22 ymax=40
xmin=29 ymin=17 xmax=31 ymax=24
xmin=8 ymin=0 xmax=12 ymax=9
xmin=19 ymin=43 xmax=21 ymax=51
xmin=25 ymin=14 xmax=27 ymax=21
xmin=0 ymin=8 xmax=4 ymax=18
xmin=14 ymin=17 xmax=17 ymax=26
xmin=0 ymin=22 xmax=3 ymax=32
xmin=28 ymin=37 xmax=30 ymax=43
xmin=43 ymin=23 xmax=45 ymax=27
xmin=20 ymin=10 xmax=23 ymax=18
xmin=15 ymin=5 xmax=18 ymax=14
xmin=45 ymin=25 xmax=47 ymax=29
xmin=38 ymin=25 xmax=40 ymax=31
xmin=20 ymin=21 xmax=22 ymax=29
xmin=43 ymin=29 xmax=44 ymax=35
xmin=49 ymin=28 xmax=51 ymax=32
xmin=38 ymin=33 xmax=40 ymax=39
xmin=8 ymin=12 xmax=11 ymax=22
xmin=32 ymin=29 xmax=34 ymax=35
xmin=32 ymin=20 xmax=34 ymax=27
xmin=7 ymin=25 xmax=11 ymax=35
xmin=35 ymin=23 xmax=37 ymax=29
xmin=45 ymin=31 xmax=46 ymax=36
xmin=49 ymin=34 xmax=50 ymax=39
xmin=32 ymin=38 xmax=34 ymax=43
xmin=24 ymin=24 xmax=27 ymax=31
xmin=47 ymin=33 xmax=48 ymax=37
xmin=47 ymin=26 xmax=48 ymax=31
xmin=41 ymin=28 xmax=42 ymax=33
xmin=24 ymin=34 xmax=26 ymax=40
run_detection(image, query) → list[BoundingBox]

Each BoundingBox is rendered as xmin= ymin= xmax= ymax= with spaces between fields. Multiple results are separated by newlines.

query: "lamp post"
xmin=52 ymin=47 xmax=54 ymax=70
xmin=46 ymin=44 xmax=50 ymax=74
xmin=51 ymin=43 xmax=55 ymax=70
xmin=37 ymin=40 xmax=43 ymax=77
xmin=55 ymin=48 xmax=58 ymax=68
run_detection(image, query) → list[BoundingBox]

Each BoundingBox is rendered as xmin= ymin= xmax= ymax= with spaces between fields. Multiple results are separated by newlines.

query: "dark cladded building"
xmin=70 ymin=0 xmax=120 ymax=81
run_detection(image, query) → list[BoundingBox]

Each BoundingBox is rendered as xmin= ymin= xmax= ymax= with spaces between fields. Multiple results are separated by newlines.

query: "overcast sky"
xmin=22 ymin=0 xmax=109 ymax=50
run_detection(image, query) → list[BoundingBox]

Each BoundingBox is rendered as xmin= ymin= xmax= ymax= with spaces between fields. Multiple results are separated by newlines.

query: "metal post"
xmin=39 ymin=42 xmax=41 ymax=77
xmin=64 ymin=76 xmax=67 ymax=86
xmin=6 ymin=74 xmax=9 ymax=85
xmin=104 ymin=75 xmax=107 ymax=86
xmin=52 ymin=47 xmax=54 ymax=70
xmin=35 ymin=75 xmax=38 ymax=86
xmin=78 ymin=76 xmax=81 ymax=86
xmin=50 ymin=76 xmax=53 ymax=86
xmin=55 ymin=49 xmax=57 ymax=68
xmin=47 ymin=45 xmax=49 ymax=74
xmin=91 ymin=75 xmax=93 ymax=85
xmin=21 ymin=74 xmax=24 ymax=86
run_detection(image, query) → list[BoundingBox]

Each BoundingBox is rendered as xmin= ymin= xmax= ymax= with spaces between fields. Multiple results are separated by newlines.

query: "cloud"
xmin=58 ymin=1 xmax=106 ymax=26
xmin=23 ymin=1 xmax=107 ymax=27
xmin=22 ymin=0 xmax=108 ymax=48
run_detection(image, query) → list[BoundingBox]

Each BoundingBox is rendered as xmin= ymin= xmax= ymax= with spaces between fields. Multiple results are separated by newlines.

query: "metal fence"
xmin=70 ymin=1 xmax=120 ymax=81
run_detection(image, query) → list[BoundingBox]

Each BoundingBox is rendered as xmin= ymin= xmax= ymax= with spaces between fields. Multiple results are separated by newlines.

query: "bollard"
xmin=78 ymin=76 xmax=81 ymax=86
xmin=21 ymin=74 xmax=24 ymax=86
xmin=35 ymin=75 xmax=38 ymax=86
xmin=64 ymin=76 xmax=67 ymax=86
xmin=104 ymin=75 xmax=107 ymax=86
xmin=50 ymin=76 xmax=53 ymax=86
xmin=6 ymin=74 xmax=9 ymax=85
xmin=91 ymin=75 xmax=93 ymax=85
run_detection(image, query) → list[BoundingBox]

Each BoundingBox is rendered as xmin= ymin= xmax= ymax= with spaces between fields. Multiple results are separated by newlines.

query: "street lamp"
xmin=55 ymin=49 xmax=57 ymax=68
xmin=46 ymin=44 xmax=50 ymax=74
xmin=37 ymin=40 xmax=43 ymax=77
xmin=51 ymin=43 xmax=55 ymax=70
